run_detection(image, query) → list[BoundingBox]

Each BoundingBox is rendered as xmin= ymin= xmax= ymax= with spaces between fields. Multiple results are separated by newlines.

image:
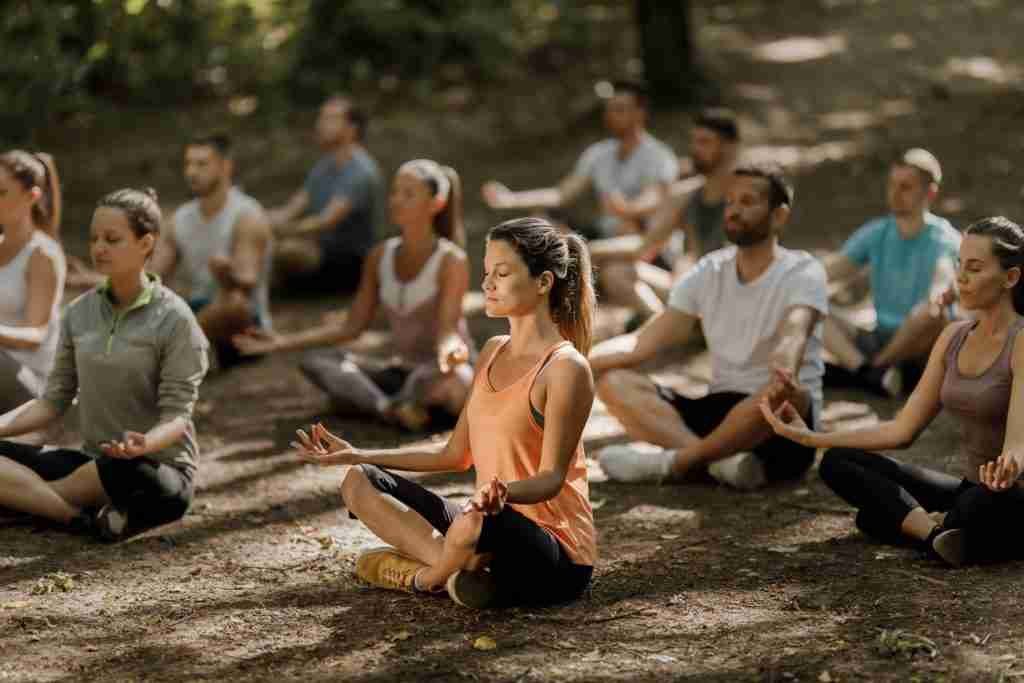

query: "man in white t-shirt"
xmin=590 ymin=163 xmax=828 ymax=490
xmin=481 ymin=80 xmax=678 ymax=239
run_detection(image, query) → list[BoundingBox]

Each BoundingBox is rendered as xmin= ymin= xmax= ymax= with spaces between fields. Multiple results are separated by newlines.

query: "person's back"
xmin=173 ymin=186 xmax=272 ymax=327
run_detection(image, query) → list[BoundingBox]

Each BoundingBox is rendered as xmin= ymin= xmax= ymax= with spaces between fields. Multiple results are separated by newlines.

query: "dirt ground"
xmin=5 ymin=1 xmax=1024 ymax=681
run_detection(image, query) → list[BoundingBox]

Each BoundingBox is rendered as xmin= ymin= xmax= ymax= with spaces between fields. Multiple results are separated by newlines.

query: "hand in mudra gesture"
xmin=292 ymin=422 xmax=357 ymax=466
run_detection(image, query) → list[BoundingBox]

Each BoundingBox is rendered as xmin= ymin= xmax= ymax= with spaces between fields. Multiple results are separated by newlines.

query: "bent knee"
xmin=818 ymin=448 xmax=855 ymax=485
xmin=446 ymin=510 xmax=484 ymax=548
xmin=340 ymin=464 xmax=373 ymax=508
xmin=596 ymin=369 xmax=641 ymax=405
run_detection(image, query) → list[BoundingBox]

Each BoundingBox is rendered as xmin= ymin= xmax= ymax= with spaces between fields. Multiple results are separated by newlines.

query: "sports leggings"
xmin=820 ymin=447 xmax=1024 ymax=563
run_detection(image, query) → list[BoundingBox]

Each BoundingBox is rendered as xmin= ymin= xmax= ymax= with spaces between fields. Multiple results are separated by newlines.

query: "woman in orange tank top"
xmin=295 ymin=217 xmax=598 ymax=608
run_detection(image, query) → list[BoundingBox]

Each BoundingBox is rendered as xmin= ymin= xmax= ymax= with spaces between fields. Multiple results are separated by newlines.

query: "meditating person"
xmin=762 ymin=216 xmax=1024 ymax=567
xmin=236 ymin=160 xmax=473 ymax=431
xmin=0 ymin=188 xmax=209 ymax=541
xmin=293 ymin=217 xmax=597 ymax=609
xmin=593 ymin=162 xmax=828 ymax=491
xmin=0 ymin=151 xmax=65 ymax=415
xmin=821 ymin=148 xmax=960 ymax=396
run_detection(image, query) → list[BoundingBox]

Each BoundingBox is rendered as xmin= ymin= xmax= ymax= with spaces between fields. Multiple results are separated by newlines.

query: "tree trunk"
xmin=635 ymin=0 xmax=697 ymax=106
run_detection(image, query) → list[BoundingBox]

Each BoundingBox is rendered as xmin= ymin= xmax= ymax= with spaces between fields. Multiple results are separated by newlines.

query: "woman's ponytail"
xmin=555 ymin=233 xmax=596 ymax=354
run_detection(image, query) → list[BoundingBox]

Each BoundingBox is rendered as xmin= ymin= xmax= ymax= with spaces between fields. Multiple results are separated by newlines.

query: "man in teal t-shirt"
xmin=822 ymin=148 xmax=960 ymax=396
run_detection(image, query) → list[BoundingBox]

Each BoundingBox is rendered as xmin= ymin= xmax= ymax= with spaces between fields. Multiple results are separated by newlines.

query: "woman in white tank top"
xmin=235 ymin=159 xmax=475 ymax=430
xmin=0 ymin=151 xmax=66 ymax=413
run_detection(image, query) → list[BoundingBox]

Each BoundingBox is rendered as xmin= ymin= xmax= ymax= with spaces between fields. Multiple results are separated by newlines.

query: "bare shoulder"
xmin=236 ymin=208 xmax=272 ymax=240
xmin=545 ymin=346 xmax=594 ymax=388
xmin=1011 ymin=318 xmax=1024 ymax=368
xmin=477 ymin=336 xmax=508 ymax=367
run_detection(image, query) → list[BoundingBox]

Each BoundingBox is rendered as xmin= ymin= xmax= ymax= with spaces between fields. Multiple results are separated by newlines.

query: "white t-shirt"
xmin=668 ymin=245 xmax=829 ymax=417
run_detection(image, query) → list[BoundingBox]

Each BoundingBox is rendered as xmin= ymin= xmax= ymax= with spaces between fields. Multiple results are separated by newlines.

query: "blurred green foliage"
xmin=1 ymin=0 xmax=611 ymax=144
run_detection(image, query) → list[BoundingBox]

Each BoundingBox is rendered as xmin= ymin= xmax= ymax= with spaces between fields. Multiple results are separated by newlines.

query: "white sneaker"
xmin=708 ymin=452 xmax=767 ymax=491
xmin=597 ymin=443 xmax=675 ymax=483
xmin=96 ymin=504 xmax=129 ymax=541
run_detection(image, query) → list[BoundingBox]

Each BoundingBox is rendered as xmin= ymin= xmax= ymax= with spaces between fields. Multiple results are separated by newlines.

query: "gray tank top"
xmin=940 ymin=317 xmax=1024 ymax=481
xmin=0 ymin=232 xmax=66 ymax=395
xmin=172 ymin=187 xmax=272 ymax=327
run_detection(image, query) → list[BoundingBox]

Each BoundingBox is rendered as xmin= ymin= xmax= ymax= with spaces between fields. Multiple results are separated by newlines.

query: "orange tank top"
xmin=466 ymin=336 xmax=597 ymax=566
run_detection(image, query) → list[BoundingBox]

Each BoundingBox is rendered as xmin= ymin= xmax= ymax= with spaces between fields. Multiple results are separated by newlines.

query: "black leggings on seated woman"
xmin=820 ymin=447 xmax=1024 ymax=563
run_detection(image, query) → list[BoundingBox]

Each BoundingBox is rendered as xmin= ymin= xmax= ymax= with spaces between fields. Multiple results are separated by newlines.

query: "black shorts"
xmin=0 ymin=441 xmax=193 ymax=531
xmin=654 ymin=387 xmax=816 ymax=482
xmin=353 ymin=464 xmax=593 ymax=607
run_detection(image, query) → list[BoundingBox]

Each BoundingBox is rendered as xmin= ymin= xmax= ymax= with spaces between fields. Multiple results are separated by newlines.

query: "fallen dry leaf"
xmin=473 ymin=636 xmax=497 ymax=651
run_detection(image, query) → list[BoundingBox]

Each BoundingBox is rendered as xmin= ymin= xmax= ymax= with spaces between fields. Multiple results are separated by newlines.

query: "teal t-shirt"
xmin=841 ymin=212 xmax=960 ymax=334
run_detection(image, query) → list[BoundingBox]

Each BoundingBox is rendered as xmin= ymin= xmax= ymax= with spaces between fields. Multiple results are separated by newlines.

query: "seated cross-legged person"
xmin=236 ymin=160 xmax=474 ymax=431
xmin=763 ymin=216 xmax=1024 ymax=567
xmin=593 ymin=163 xmax=828 ymax=490
xmin=822 ymin=148 xmax=960 ymax=396
xmin=0 ymin=189 xmax=209 ymax=540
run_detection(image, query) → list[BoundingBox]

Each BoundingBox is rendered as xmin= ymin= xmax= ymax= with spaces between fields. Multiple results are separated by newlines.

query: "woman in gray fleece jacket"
xmin=0 ymin=188 xmax=209 ymax=541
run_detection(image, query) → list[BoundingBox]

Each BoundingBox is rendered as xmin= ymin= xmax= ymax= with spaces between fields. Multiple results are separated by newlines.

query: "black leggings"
xmin=354 ymin=464 xmax=593 ymax=607
xmin=821 ymin=447 xmax=1024 ymax=563
xmin=0 ymin=441 xmax=193 ymax=537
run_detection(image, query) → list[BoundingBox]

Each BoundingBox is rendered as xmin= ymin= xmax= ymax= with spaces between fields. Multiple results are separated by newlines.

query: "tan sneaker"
xmin=355 ymin=547 xmax=427 ymax=592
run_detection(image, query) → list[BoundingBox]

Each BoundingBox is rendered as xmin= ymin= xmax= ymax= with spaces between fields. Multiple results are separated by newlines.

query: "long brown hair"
xmin=488 ymin=217 xmax=596 ymax=353
xmin=0 ymin=150 xmax=61 ymax=239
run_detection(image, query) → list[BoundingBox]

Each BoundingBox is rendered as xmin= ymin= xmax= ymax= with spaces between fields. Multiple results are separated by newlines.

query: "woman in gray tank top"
xmin=761 ymin=216 xmax=1024 ymax=567
xmin=235 ymin=159 xmax=475 ymax=431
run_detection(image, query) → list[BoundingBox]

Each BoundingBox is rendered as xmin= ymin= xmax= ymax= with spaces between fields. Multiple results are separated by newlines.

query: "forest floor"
xmin=4 ymin=0 xmax=1024 ymax=680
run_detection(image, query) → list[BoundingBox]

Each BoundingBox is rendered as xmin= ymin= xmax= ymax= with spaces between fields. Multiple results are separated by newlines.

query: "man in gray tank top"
xmin=151 ymin=133 xmax=273 ymax=369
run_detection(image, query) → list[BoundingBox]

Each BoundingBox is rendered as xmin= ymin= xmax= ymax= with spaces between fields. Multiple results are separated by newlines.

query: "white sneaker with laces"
xmin=597 ymin=443 xmax=675 ymax=483
xmin=708 ymin=452 xmax=767 ymax=491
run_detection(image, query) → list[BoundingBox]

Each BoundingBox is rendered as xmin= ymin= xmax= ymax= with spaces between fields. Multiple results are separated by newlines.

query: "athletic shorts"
xmin=0 ymin=441 xmax=193 ymax=532
xmin=352 ymin=464 xmax=593 ymax=607
xmin=654 ymin=387 xmax=816 ymax=481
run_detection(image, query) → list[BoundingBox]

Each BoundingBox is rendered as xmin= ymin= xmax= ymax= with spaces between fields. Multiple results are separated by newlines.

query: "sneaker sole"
xmin=445 ymin=570 xmax=497 ymax=609
xmin=355 ymin=546 xmax=421 ymax=591
xmin=933 ymin=528 xmax=966 ymax=567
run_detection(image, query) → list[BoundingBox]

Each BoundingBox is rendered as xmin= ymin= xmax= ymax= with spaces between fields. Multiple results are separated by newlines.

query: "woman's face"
xmin=89 ymin=207 xmax=153 ymax=278
xmin=388 ymin=171 xmax=439 ymax=231
xmin=0 ymin=166 xmax=37 ymax=231
xmin=957 ymin=234 xmax=1020 ymax=311
xmin=481 ymin=238 xmax=550 ymax=318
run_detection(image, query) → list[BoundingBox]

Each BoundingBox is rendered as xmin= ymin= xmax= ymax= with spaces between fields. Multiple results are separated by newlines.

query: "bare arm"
xmin=680 ymin=306 xmax=821 ymax=465
xmin=999 ymin=333 xmax=1024 ymax=469
xmin=223 ymin=209 xmax=271 ymax=293
xmin=590 ymin=307 xmax=698 ymax=375
xmin=0 ymin=249 xmax=59 ymax=350
xmin=0 ymin=399 xmax=60 ymax=438
xmin=506 ymin=353 xmax=594 ymax=504
xmin=305 ymin=339 xmax=505 ymax=472
xmin=766 ymin=322 xmax=961 ymax=451
xmin=481 ymin=174 xmax=590 ymax=211
xmin=268 ymin=189 xmax=309 ymax=228
xmin=290 ymin=195 xmax=353 ymax=236
xmin=823 ymin=252 xmax=861 ymax=287
xmin=149 ymin=216 xmax=178 ymax=280
xmin=434 ymin=250 xmax=471 ymax=366
xmin=244 ymin=244 xmax=383 ymax=353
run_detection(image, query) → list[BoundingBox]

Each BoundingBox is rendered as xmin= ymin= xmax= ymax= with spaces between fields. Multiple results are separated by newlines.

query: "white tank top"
xmin=378 ymin=237 xmax=473 ymax=366
xmin=0 ymin=231 xmax=66 ymax=395
xmin=172 ymin=187 xmax=272 ymax=327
